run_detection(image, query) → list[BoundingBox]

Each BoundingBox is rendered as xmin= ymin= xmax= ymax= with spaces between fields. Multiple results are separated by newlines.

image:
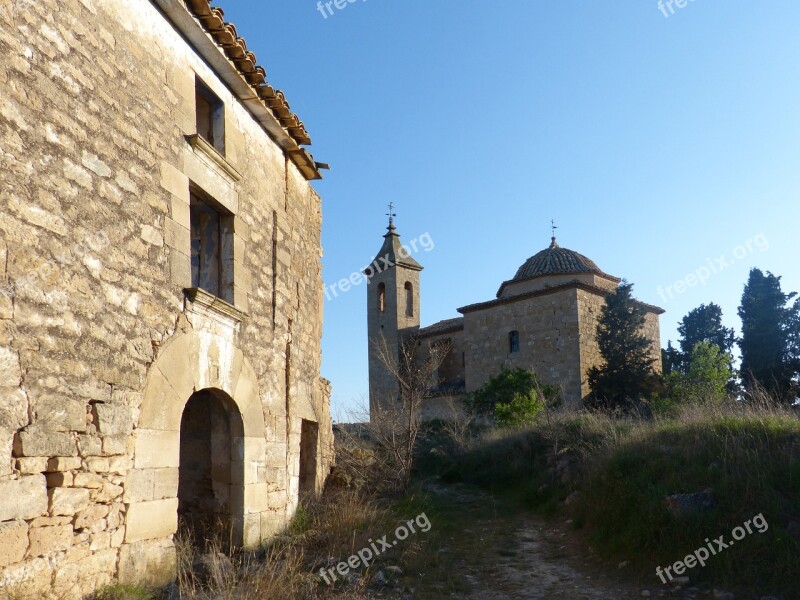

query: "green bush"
xmin=466 ymin=368 xmax=559 ymax=428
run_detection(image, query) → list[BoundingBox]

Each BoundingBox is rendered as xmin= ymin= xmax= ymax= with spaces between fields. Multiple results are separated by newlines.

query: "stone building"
xmin=0 ymin=0 xmax=333 ymax=596
xmin=367 ymin=225 xmax=663 ymax=417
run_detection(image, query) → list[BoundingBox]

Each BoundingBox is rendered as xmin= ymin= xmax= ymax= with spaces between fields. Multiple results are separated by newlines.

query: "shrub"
xmin=466 ymin=367 xmax=559 ymax=427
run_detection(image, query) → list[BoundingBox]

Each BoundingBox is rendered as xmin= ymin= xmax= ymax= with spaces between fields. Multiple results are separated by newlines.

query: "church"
xmin=366 ymin=218 xmax=664 ymax=418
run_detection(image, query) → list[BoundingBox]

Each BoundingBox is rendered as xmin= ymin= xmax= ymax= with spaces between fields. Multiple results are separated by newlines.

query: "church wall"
xmin=462 ymin=288 xmax=583 ymax=405
xmin=499 ymin=272 xmax=618 ymax=298
xmin=418 ymin=329 xmax=466 ymax=388
xmin=0 ymin=1 xmax=332 ymax=596
xmin=577 ymin=289 xmax=663 ymax=399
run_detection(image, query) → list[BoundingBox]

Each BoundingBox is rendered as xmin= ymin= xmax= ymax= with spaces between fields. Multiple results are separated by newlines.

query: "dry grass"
xmin=422 ymin=399 xmax=800 ymax=595
xmin=95 ymin=462 xmax=440 ymax=600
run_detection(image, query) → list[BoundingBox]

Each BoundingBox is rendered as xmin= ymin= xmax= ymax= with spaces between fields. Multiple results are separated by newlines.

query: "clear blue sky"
xmin=219 ymin=1 xmax=800 ymax=420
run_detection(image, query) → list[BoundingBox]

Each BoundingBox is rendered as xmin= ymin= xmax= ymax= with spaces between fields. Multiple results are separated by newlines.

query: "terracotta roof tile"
xmin=185 ymin=1 xmax=313 ymax=147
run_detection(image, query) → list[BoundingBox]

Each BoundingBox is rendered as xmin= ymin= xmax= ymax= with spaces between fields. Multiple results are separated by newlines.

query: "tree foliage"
xmin=677 ymin=303 xmax=736 ymax=369
xmin=666 ymin=341 xmax=733 ymax=404
xmin=738 ymin=268 xmax=800 ymax=403
xmin=586 ymin=281 xmax=659 ymax=411
xmin=466 ymin=367 xmax=560 ymax=428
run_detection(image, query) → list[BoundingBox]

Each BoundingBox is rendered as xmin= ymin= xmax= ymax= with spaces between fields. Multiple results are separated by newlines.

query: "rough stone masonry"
xmin=0 ymin=0 xmax=333 ymax=596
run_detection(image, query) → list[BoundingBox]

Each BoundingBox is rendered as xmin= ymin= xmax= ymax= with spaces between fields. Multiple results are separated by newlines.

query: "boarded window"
xmin=405 ymin=281 xmax=414 ymax=317
xmin=196 ymin=78 xmax=225 ymax=155
xmin=190 ymin=191 xmax=233 ymax=302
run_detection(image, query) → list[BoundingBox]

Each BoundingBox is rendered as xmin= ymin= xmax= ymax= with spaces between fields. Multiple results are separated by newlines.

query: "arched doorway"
xmin=178 ymin=388 xmax=244 ymax=549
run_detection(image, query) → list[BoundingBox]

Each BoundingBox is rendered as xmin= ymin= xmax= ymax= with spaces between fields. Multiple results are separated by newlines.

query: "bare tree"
xmin=365 ymin=334 xmax=450 ymax=491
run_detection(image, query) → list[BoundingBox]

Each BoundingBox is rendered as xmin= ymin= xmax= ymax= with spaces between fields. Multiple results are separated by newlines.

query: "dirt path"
xmin=410 ymin=479 xmax=668 ymax=600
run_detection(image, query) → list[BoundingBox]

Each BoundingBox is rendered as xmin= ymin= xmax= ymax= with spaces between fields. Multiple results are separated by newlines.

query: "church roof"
xmin=514 ymin=237 xmax=603 ymax=280
xmin=417 ymin=317 xmax=464 ymax=338
xmin=364 ymin=221 xmax=423 ymax=276
xmin=497 ymin=237 xmax=619 ymax=297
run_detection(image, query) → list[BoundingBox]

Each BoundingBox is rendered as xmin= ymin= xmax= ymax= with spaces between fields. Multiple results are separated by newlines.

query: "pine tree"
xmin=738 ymin=268 xmax=799 ymax=402
xmin=586 ymin=281 xmax=659 ymax=411
xmin=662 ymin=340 xmax=682 ymax=376
xmin=677 ymin=303 xmax=735 ymax=369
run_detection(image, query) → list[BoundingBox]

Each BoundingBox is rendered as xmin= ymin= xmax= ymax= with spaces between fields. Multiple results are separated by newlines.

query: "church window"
xmin=509 ymin=330 xmax=520 ymax=354
xmin=405 ymin=281 xmax=413 ymax=316
xmin=378 ymin=282 xmax=386 ymax=313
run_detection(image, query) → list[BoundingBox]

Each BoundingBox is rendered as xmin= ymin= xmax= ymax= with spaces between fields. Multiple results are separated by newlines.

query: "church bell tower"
xmin=365 ymin=206 xmax=422 ymax=418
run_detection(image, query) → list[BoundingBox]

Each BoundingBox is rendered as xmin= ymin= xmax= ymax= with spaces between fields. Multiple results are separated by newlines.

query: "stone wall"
xmin=461 ymin=287 xmax=583 ymax=404
xmin=577 ymin=288 xmax=663 ymax=399
xmin=0 ymin=0 xmax=332 ymax=596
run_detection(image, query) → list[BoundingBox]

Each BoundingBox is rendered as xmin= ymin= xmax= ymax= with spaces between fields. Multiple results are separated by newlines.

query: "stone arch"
xmin=123 ymin=331 xmax=266 ymax=557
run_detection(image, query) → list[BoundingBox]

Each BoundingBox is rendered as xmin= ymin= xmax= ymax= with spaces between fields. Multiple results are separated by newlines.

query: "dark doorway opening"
xmin=299 ymin=419 xmax=319 ymax=497
xmin=178 ymin=389 xmax=244 ymax=550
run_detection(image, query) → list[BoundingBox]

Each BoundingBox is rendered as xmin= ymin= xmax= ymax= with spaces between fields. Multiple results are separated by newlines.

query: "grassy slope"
xmin=420 ymin=404 xmax=800 ymax=596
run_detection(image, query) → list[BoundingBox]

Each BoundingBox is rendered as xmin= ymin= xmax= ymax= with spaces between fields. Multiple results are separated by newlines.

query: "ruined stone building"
xmin=0 ymin=0 xmax=333 ymax=595
xmin=367 ymin=223 xmax=663 ymax=417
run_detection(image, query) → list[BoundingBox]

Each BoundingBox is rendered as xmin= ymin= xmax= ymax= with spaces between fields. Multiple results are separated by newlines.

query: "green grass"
xmin=419 ymin=403 xmax=800 ymax=596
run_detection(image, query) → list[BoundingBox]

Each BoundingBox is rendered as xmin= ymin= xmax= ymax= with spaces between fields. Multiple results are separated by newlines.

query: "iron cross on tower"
xmin=387 ymin=202 xmax=397 ymax=227
xmin=551 ymin=219 xmax=558 ymax=237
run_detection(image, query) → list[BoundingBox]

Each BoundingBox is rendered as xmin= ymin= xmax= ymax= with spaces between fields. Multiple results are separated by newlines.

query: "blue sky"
xmin=219 ymin=1 xmax=800 ymax=419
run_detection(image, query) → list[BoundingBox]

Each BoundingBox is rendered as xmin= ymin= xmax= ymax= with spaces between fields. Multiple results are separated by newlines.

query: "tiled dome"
xmin=513 ymin=237 xmax=602 ymax=281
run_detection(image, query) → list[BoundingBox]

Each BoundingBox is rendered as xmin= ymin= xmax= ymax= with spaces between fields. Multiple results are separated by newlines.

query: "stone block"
xmin=47 ymin=456 xmax=82 ymax=471
xmin=170 ymin=194 xmax=190 ymax=230
xmin=243 ymin=482 xmax=270 ymax=514
xmin=133 ymin=429 xmax=179 ymax=469
xmin=93 ymin=403 xmax=133 ymax=435
xmin=73 ymin=472 xmax=103 ymax=488
xmin=74 ymin=503 xmax=110 ymax=530
xmin=0 ymin=346 xmax=21 ymax=386
xmin=164 ymin=218 xmax=189 ymax=252
xmin=160 ymin=161 xmax=189 ymax=203
xmin=92 ymin=480 xmax=123 ymax=503
xmin=242 ymin=512 xmax=261 ymax=548
xmin=27 ymin=524 xmax=72 ymax=558
xmin=0 ymin=520 xmax=28 ymax=567
xmin=152 ymin=468 xmax=178 ymax=500
xmin=78 ymin=434 xmax=103 ymax=456
xmin=16 ymin=429 xmax=77 ymax=458
xmin=124 ymin=498 xmax=179 ymax=543
xmin=86 ymin=456 xmax=110 ymax=472
xmin=49 ymin=487 xmax=90 ymax=516
xmin=0 ymin=475 xmax=48 ymax=521
xmin=102 ymin=434 xmax=129 ymax=456
xmin=108 ymin=454 xmax=132 ymax=472
xmin=33 ymin=395 xmax=87 ymax=432
xmin=260 ymin=509 xmax=287 ymax=540
xmin=169 ymin=250 xmax=192 ymax=288
xmin=118 ymin=539 xmax=177 ymax=586
xmin=0 ymin=387 xmax=29 ymax=430
xmin=16 ymin=456 xmax=49 ymax=474
xmin=123 ymin=468 xmax=154 ymax=503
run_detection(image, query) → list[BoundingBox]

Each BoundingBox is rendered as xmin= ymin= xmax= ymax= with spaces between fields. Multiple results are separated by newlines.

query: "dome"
xmin=512 ymin=237 xmax=602 ymax=281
